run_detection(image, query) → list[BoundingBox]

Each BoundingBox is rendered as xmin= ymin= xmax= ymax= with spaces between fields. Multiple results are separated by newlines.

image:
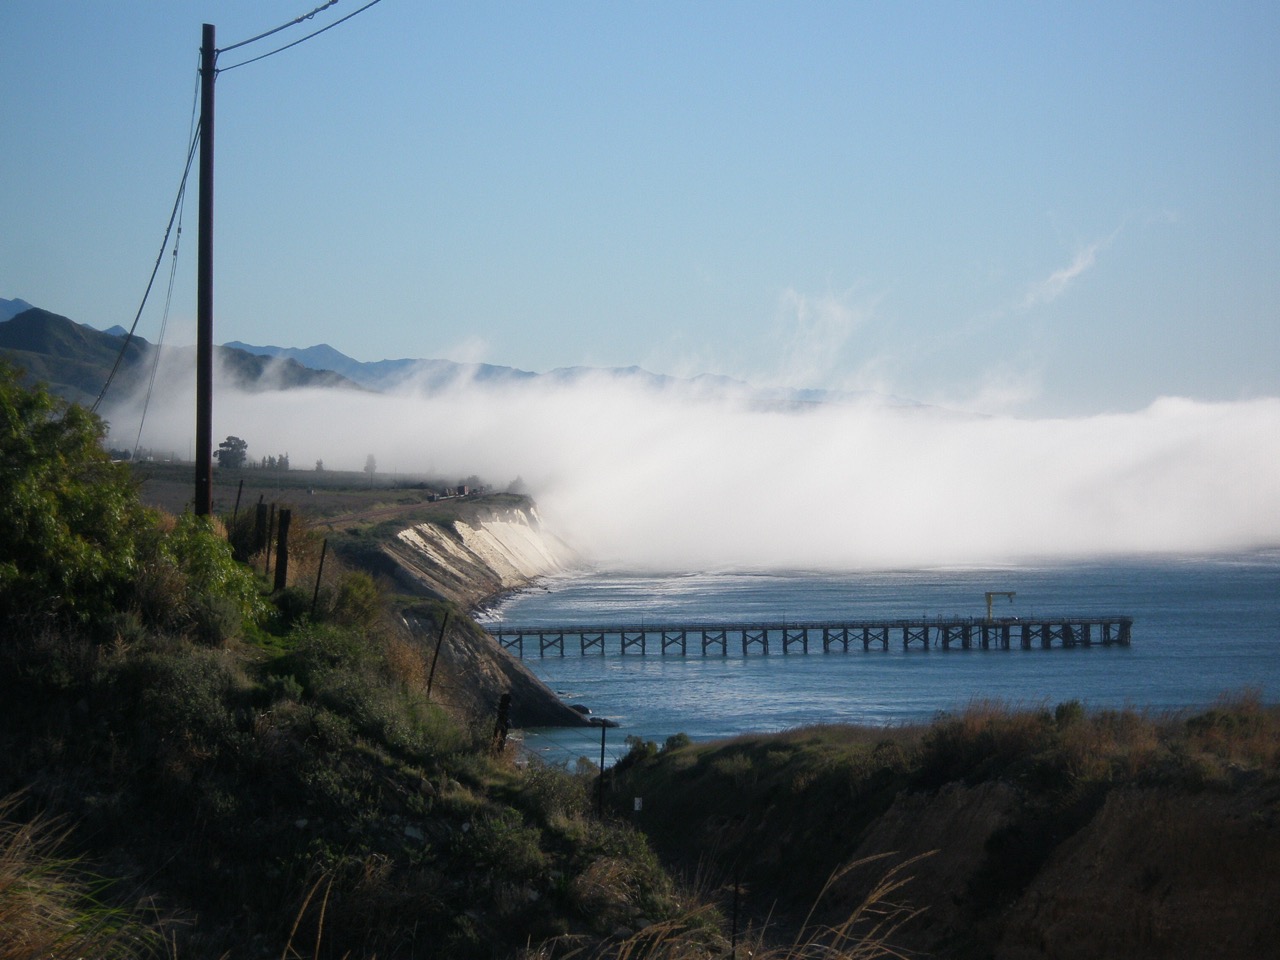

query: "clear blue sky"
xmin=3 ymin=1 xmax=1277 ymax=416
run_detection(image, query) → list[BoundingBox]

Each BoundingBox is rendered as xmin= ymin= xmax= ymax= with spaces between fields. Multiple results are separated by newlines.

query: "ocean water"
xmin=484 ymin=552 xmax=1280 ymax=765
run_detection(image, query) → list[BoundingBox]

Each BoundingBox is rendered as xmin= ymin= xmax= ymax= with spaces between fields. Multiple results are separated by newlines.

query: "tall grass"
xmin=523 ymin=852 xmax=927 ymax=960
xmin=0 ymin=796 xmax=160 ymax=960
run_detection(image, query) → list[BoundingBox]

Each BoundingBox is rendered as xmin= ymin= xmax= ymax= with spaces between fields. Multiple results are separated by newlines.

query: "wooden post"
xmin=310 ymin=538 xmax=328 ymax=618
xmin=264 ymin=503 xmax=275 ymax=578
xmin=273 ymin=508 xmax=291 ymax=591
xmin=426 ymin=611 xmax=450 ymax=702
xmin=254 ymin=497 xmax=267 ymax=552
xmin=491 ymin=692 xmax=511 ymax=755
xmin=230 ymin=477 xmax=244 ymax=534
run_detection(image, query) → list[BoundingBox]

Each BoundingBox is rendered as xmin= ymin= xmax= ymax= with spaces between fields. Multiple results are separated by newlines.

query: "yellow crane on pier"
xmin=985 ymin=591 xmax=1016 ymax=622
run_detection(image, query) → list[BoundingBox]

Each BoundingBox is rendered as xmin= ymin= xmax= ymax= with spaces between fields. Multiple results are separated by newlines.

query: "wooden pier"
xmin=483 ymin=616 xmax=1133 ymax=658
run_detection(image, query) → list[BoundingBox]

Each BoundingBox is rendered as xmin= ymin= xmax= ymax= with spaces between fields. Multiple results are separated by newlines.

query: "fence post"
xmin=263 ymin=504 xmax=275 ymax=578
xmin=310 ymin=538 xmax=328 ymax=618
xmin=273 ymin=508 xmax=291 ymax=591
xmin=426 ymin=611 xmax=450 ymax=702
xmin=230 ymin=477 xmax=244 ymax=533
xmin=254 ymin=497 xmax=267 ymax=552
xmin=491 ymin=693 xmax=511 ymax=755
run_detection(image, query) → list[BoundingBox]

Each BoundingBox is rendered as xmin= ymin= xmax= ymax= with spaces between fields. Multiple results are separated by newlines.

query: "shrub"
xmin=332 ymin=571 xmax=383 ymax=630
xmin=663 ymin=732 xmax=693 ymax=753
xmin=1054 ymin=699 xmax=1085 ymax=728
xmin=462 ymin=808 xmax=548 ymax=883
xmin=519 ymin=759 xmax=592 ymax=824
xmin=0 ymin=363 xmax=152 ymax=633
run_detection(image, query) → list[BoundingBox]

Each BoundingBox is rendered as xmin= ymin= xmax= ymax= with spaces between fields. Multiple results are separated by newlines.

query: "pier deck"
xmin=484 ymin=615 xmax=1133 ymax=658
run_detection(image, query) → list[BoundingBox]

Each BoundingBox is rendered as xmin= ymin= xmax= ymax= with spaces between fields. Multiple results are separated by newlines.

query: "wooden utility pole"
xmin=194 ymin=23 xmax=216 ymax=516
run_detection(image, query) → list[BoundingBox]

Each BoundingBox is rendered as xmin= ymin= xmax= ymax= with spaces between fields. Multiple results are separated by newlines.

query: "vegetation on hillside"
xmin=608 ymin=694 xmax=1280 ymax=957
xmin=0 ymin=363 xmax=686 ymax=958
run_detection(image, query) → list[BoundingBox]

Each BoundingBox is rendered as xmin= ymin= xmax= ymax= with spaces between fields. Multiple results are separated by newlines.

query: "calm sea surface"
xmin=484 ymin=552 xmax=1280 ymax=765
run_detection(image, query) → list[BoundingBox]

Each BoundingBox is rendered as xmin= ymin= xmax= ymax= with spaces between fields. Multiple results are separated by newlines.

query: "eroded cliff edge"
xmin=386 ymin=498 xmax=573 ymax=609
xmin=339 ymin=495 xmax=588 ymax=729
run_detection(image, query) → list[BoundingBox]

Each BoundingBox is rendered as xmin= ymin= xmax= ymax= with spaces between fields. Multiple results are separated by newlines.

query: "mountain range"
xmin=224 ymin=340 xmax=903 ymax=408
xmin=1 ymin=298 xmax=917 ymax=410
xmin=0 ymin=306 xmax=356 ymax=406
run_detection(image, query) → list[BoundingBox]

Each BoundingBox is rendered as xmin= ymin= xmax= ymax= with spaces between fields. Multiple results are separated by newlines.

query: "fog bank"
xmin=108 ymin=363 xmax=1280 ymax=570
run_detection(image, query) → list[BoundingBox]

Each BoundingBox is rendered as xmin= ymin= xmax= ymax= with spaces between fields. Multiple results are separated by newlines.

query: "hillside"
xmin=0 ymin=307 xmax=359 ymax=405
xmin=607 ymin=701 xmax=1280 ymax=959
xmin=0 ymin=362 xmax=669 ymax=958
xmin=129 ymin=461 xmax=589 ymax=727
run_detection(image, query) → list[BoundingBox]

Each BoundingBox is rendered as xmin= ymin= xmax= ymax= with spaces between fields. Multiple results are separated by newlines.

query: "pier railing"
xmin=483 ymin=615 xmax=1133 ymax=658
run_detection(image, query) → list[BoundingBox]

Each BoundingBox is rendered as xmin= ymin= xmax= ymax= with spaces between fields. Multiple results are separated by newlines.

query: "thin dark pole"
xmin=425 ymin=611 xmax=450 ymax=702
xmin=264 ymin=503 xmax=275 ymax=578
xmin=310 ymin=539 xmax=328 ymax=618
xmin=273 ymin=508 xmax=291 ymax=591
xmin=596 ymin=721 xmax=607 ymax=818
xmin=194 ymin=23 xmax=216 ymax=516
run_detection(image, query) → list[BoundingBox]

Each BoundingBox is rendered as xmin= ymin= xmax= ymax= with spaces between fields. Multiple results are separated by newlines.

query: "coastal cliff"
xmin=382 ymin=498 xmax=572 ymax=609
xmin=353 ymin=496 xmax=589 ymax=728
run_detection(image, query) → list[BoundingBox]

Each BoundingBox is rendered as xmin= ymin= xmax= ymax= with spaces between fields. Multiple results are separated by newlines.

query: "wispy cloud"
xmin=764 ymin=287 xmax=874 ymax=389
xmin=1021 ymin=239 xmax=1104 ymax=309
xmin=441 ymin=334 xmax=491 ymax=365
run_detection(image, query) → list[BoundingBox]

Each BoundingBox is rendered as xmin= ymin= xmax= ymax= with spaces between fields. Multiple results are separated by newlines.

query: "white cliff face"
xmin=392 ymin=504 xmax=572 ymax=603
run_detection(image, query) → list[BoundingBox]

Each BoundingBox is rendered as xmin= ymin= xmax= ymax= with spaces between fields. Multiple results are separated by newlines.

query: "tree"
xmin=364 ymin=454 xmax=376 ymax=485
xmin=0 ymin=361 xmax=152 ymax=628
xmin=315 ymin=459 xmax=324 ymax=472
xmin=215 ymin=435 xmax=247 ymax=469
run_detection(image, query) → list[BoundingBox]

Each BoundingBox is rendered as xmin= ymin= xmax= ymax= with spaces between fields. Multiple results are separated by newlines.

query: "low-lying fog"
xmin=108 ymin=360 xmax=1280 ymax=570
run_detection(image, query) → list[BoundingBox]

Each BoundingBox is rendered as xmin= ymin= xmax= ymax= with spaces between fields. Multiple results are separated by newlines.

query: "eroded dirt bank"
xmin=385 ymin=499 xmax=573 ymax=609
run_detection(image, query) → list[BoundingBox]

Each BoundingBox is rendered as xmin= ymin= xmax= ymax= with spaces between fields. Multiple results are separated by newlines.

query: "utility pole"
xmin=194 ymin=23 xmax=216 ymax=516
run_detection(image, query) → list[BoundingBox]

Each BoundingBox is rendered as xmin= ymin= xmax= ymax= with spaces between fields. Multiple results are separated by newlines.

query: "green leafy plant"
xmin=0 ymin=362 xmax=152 ymax=632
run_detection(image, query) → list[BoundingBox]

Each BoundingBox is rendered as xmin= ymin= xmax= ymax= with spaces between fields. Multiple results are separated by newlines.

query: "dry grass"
xmin=0 ymin=796 xmax=160 ymax=960
xmin=523 ymin=852 xmax=928 ymax=960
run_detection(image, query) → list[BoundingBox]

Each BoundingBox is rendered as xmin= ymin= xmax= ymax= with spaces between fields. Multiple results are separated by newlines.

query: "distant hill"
xmin=0 ymin=307 xmax=151 ymax=403
xmin=2 ymin=297 xmax=919 ymax=409
xmin=227 ymin=339 xmax=916 ymax=409
xmin=0 ymin=297 xmax=36 ymax=322
xmin=224 ymin=340 xmax=540 ymax=392
xmin=0 ymin=307 xmax=360 ymax=405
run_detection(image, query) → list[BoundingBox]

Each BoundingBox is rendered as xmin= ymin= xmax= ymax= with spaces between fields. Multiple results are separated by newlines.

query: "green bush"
xmin=461 ymin=808 xmax=548 ymax=883
xmin=332 ymin=571 xmax=383 ymax=630
xmin=0 ymin=362 xmax=152 ymax=632
xmin=519 ymin=758 xmax=592 ymax=824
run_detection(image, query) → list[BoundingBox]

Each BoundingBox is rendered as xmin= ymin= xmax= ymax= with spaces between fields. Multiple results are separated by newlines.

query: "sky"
xmin=3 ymin=1 xmax=1278 ymax=418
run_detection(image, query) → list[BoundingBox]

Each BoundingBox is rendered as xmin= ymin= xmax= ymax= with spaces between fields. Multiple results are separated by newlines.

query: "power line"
xmin=217 ymin=1 xmax=341 ymax=55
xmin=92 ymin=118 xmax=202 ymax=414
xmin=217 ymin=0 xmax=385 ymax=74
xmin=132 ymin=70 xmax=202 ymax=456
